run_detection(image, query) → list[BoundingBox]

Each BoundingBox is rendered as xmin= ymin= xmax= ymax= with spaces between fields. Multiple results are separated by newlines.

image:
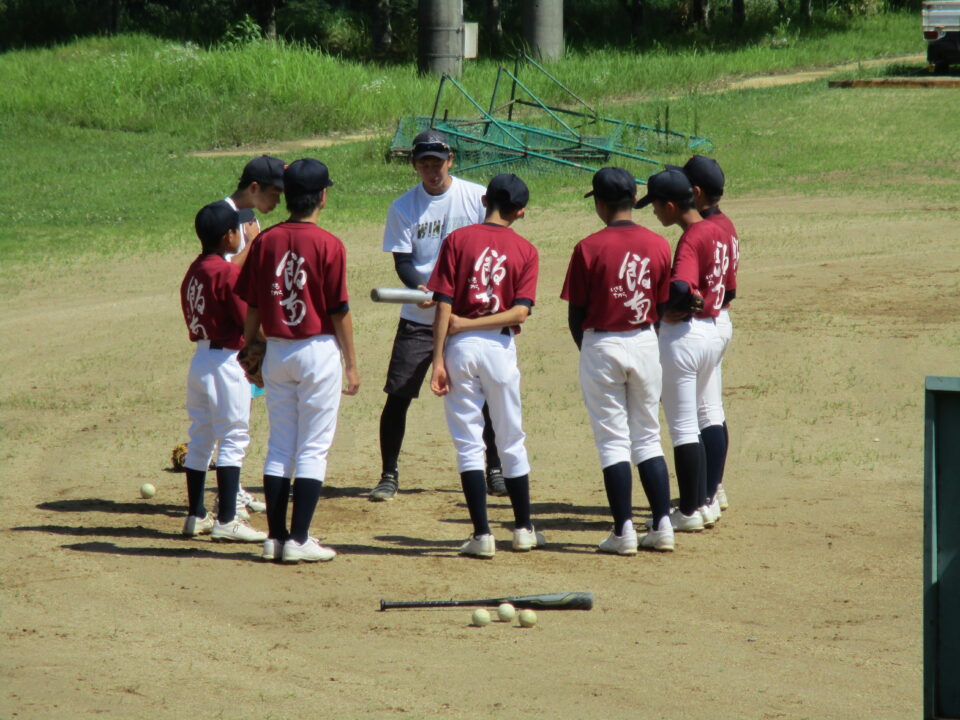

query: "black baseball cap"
xmin=237 ymin=208 xmax=256 ymax=224
xmin=240 ymin=155 xmax=286 ymax=189
xmin=195 ymin=200 xmax=239 ymax=245
xmin=486 ymin=173 xmax=529 ymax=209
xmin=412 ymin=129 xmax=452 ymax=160
xmin=635 ymin=168 xmax=694 ymax=209
xmin=669 ymin=155 xmax=725 ymax=197
xmin=585 ymin=167 xmax=637 ymax=203
xmin=283 ymin=158 xmax=334 ymax=196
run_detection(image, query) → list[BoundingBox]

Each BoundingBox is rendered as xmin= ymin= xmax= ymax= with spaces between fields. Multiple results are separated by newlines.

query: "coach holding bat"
xmin=370 ymin=129 xmax=505 ymax=501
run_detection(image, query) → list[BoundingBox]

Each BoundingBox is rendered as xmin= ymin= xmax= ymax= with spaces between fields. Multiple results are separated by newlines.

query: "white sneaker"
xmin=640 ymin=516 xmax=676 ymax=551
xmin=598 ymin=519 xmax=638 ymax=555
xmin=717 ymin=484 xmax=729 ymax=510
xmin=512 ymin=526 xmax=545 ymax=551
xmin=238 ymin=486 xmax=266 ymax=513
xmin=460 ymin=533 xmax=496 ymax=558
xmin=700 ymin=498 xmax=721 ymax=527
xmin=181 ymin=512 xmax=215 ymax=537
xmin=211 ymin=518 xmax=268 ymax=543
xmin=262 ymin=538 xmax=282 ymax=561
xmin=212 ymin=495 xmax=250 ymax=521
xmin=282 ymin=537 xmax=336 ymax=563
xmin=669 ymin=508 xmax=705 ymax=532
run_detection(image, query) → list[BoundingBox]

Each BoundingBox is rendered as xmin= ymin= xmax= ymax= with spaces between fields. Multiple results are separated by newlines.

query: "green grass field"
xmin=1 ymin=10 xmax=954 ymax=268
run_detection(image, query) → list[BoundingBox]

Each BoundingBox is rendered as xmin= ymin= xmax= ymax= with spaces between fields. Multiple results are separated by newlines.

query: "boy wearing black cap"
xmin=428 ymin=174 xmax=543 ymax=558
xmin=236 ymin=159 xmax=360 ymax=564
xmin=638 ymin=168 xmax=729 ymax=532
xmin=371 ymin=129 xmax=504 ymax=501
xmin=561 ymin=167 xmax=676 ymax=552
xmin=676 ymin=155 xmax=738 ymax=511
xmin=224 ymin=154 xmax=286 ymax=268
xmin=179 ymin=200 xmax=269 ymax=543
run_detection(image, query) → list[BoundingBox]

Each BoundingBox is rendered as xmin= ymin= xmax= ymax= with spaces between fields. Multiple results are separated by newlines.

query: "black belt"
xmin=500 ymin=327 xmax=512 ymax=336
xmin=209 ymin=342 xmax=224 ymax=350
xmin=592 ymin=323 xmax=650 ymax=333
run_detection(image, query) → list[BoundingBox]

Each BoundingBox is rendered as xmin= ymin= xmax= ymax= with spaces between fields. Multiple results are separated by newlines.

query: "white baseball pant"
xmin=262 ymin=335 xmax=342 ymax=480
xmin=659 ymin=317 xmax=723 ymax=446
xmin=579 ymin=327 xmax=664 ymax=467
xmin=443 ymin=329 xmax=530 ymax=478
xmin=698 ymin=308 xmax=733 ymax=429
xmin=184 ymin=340 xmax=251 ymax=471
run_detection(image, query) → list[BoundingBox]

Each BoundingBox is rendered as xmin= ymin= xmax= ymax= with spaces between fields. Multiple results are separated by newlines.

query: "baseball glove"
xmin=171 ymin=443 xmax=188 ymax=472
xmin=663 ymin=289 xmax=705 ymax=324
xmin=238 ymin=339 xmax=266 ymax=388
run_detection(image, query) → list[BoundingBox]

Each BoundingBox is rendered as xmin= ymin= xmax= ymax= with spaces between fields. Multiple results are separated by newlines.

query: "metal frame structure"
xmin=390 ymin=54 xmax=714 ymax=182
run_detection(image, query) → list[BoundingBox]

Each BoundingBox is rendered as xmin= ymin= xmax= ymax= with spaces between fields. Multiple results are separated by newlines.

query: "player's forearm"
xmin=432 ymin=302 xmax=452 ymax=365
xmin=567 ymin=304 xmax=585 ymax=350
xmin=243 ymin=306 xmax=261 ymax=346
xmin=330 ymin=310 xmax=358 ymax=369
xmin=456 ymin=304 xmax=530 ymax=331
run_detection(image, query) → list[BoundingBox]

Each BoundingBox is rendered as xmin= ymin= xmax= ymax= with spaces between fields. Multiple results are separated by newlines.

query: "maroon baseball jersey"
xmin=671 ymin=220 xmax=728 ymax=319
xmin=561 ymin=222 xmax=671 ymax=331
xmin=704 ymin=209 xmax=739 ymax=308
xmin=181 ymin=253 xmax=247 ymax=350
xmin=427 ymin=223 xmax=538 ymax=335
xmin=235 ymin=222 xmax=349 ymax=339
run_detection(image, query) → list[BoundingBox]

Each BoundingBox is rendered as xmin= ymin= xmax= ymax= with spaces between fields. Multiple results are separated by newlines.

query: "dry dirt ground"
xmin=1 ymin=192 xmax=957 ymax=719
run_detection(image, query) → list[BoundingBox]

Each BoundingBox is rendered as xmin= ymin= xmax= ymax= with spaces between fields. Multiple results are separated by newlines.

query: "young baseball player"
xmin=561 ymin=167 xmax=676 ymax=553
xmin=428 ymin=173 xmax=544 ymax=558
xmin=236 ymin=158 xmax=360 ymax=564
xmin=179 ymin=200 xmax=268 ymax=543
xmin=371 ymin=129 xmax=504 ymax=502
xmin=209 ymin=155 xmax=286 ymax=519
xmin=638 ymin=168 xmax=729 ymax=532
xmin=676 ymin=155 xmax=738 ymax=511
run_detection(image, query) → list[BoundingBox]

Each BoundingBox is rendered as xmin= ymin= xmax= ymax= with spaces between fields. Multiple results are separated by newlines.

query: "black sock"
xmin=185 ymin=468 xmax=206 ymax=517
xmin=215 ymin=466 xmax=240 ymax=523
xmin=602 ymin=462 xmax=632 ymax=535
xmin=721 ymin=421 xmax=730 ymax=483
xmin=697 ymin=436 xmax=708 ymax=507
xmin=289 ymin=478 xmax=323 ymax=544
xmin=263 ymin=474 xmax=291 ymax=541
xmin=637 ymin=456 xmax=671 ymax=528
xmin=460 ymin=470 xmax=490 ymax=536
xmin=481 ymin=403 xmax=501 ymax=471
xmin=504 ymin=474 xmax=532 ymax=531
xmin=673 ymin=443 xmax=701 ymax=516
xmin=380 ymin=394 xmax=412 ymax=474
xmin=701 ymin=425 xmax=727 ymax=502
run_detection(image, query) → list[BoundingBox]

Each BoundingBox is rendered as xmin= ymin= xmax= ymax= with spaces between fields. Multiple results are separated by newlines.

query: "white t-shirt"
xmin=382 ymin=176 xmax=486 ymax=325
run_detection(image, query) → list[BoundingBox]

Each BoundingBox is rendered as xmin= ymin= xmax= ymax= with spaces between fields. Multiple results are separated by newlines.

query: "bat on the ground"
xmin=370 ymin=287 xmax=433 ymax=304
xmin=379 ymin=591 xmax=593 ymax=611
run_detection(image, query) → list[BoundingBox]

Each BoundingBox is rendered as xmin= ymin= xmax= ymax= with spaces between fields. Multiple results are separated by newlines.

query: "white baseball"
xmin=139 ymin=483 xmax=156 ymax=499
xmin=497 ymin=603 xmax=517 ymax=622
xmin=518 ymin=609 xmax=538 ymax=628
xmin=471 ymin=608 xmax=492 ymax=627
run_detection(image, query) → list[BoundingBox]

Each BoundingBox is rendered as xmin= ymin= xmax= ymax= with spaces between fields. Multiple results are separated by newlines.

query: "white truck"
xmin=923 ymin=1 xmax=960 ymax=72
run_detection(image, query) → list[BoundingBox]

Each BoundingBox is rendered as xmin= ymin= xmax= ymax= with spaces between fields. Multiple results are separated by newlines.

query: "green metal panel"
xmin=924 ymin=376 xmax=960 ymax=720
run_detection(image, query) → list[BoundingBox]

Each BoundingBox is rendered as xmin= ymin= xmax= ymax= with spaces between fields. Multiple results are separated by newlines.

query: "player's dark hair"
xmin=286 ymin=191 xmax=321 ymax=216
xmin=486 ymin=199 xmax=523 ymax=217
xmin=705 ymin=191 xmax=723 ymax=205
xmin=200 ymin=232 xmax=224 ymax=255
xmin=607 ymin=197 xmax=635 ymax=214
xmin=676 ymin=194 xmax=696 ymax=212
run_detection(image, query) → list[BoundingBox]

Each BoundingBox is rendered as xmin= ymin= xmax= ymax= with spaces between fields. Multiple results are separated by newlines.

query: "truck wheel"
xmin=933 ymin=61 xmax=950 ymax=74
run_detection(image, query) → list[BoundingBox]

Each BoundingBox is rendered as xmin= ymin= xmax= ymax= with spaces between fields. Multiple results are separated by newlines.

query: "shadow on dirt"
xmin=37 ymin=498 xmax=183 ymax=516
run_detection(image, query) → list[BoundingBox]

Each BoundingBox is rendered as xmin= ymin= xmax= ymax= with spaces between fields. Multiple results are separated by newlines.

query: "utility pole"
xmin=418 ymin=0 xmax=463 ymax=77
xmin=523 ymin=0 xmax=563 ymax=61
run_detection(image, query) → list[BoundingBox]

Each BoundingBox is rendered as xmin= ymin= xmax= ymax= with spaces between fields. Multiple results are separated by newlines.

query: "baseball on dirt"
xmin=139 ymin=483 xmax=156 ymax=499
xmin=471 ymin=608 xmax=491 ymax=627
xmin=518 ymin=609 xmax=538 ymax=628
xmin=497 ymin=603 xmax=517 ymax=622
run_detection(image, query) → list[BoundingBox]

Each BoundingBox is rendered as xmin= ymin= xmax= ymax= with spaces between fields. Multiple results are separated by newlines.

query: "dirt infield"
xmin=1 ymin=193 xmax=952 ymax=718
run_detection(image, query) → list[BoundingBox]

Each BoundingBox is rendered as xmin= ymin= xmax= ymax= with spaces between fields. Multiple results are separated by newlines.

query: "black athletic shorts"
xmin=383 ymin=318 xmax=434 ymax=398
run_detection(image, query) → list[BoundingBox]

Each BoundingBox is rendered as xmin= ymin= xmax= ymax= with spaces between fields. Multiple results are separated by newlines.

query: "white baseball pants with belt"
xmin=262 ymin=335 xmax=342 ymax=480
xmin=443 ymin=329 xmax=530 ymax=478
xmin=659 ymin=317 xmax=723 ymax=446
xmin=579 ymin=326 xmax=664 ymax=468
xmin=184 ymin=340 xmax=251 ymax=471
xmin=698 ymin=308 xmax=733 ymax=428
